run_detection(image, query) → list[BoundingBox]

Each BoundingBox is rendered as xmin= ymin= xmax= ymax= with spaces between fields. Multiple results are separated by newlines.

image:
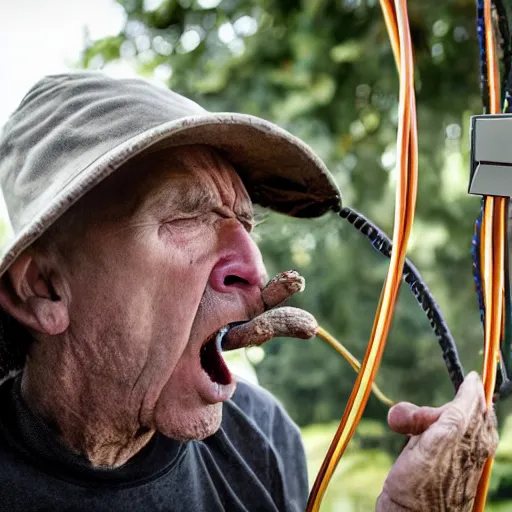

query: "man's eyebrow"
xmin=143 ymin=179 xmax=217 ymax=215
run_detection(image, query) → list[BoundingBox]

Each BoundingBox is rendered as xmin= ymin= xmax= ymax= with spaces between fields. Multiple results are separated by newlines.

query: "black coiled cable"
xmin=340 ymin=206 xmax=465 ymax=391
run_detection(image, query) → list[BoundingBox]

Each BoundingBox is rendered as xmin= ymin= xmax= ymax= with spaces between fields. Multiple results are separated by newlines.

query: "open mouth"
xmin=198 ymin=270 xmax=315 ymax=388
xmin=199 ymin=305 xmax=318 ymax=388
xmin=200 ymin=327 xmax=232 ymax=386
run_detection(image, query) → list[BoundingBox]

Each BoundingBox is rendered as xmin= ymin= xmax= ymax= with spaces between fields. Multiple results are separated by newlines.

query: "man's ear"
xmin=0 ymin=252 xmax=69 ymax=336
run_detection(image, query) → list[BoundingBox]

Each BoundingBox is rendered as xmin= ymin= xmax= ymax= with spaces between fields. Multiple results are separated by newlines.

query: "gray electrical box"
xmin=469 ymin=114 xmax=512 ymax=197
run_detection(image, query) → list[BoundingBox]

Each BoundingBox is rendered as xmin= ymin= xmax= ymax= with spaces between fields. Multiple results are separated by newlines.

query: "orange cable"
xmin=305 ymin=0 xmax=417 ymax=508
xmin=380 ymin=0 xmax=400 ymax=71
xmin=473 ymin=1 xmax=505 ymax=509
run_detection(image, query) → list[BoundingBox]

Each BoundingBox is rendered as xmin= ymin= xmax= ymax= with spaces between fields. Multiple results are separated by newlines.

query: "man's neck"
xmin=20 ymin=353 xmax=155 ymax=468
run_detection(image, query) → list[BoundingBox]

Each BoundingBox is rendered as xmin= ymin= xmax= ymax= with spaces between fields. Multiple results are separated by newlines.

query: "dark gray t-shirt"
xmin=0 ymin=376 xmax=308 ymax=511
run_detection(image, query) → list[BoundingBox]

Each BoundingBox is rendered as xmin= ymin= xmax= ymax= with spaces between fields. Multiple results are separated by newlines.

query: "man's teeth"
xmin=215 ymin=326 xmax=229 ymax=353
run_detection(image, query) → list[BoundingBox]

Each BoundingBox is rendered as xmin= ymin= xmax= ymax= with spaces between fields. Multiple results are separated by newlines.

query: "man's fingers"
xmin=381 ymin=372 xmax=499 ymax=511
xmin=388 ymin=372 xmax=487 ymax=437
xmin=387 ymin=402 xmax=445 ymax=435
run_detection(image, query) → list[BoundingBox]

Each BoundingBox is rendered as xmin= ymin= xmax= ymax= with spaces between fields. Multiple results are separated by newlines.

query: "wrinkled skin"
xmin=0 ymin=144 xmax=499 ymax=510
xmin=0 ymin=146 xmax=267 ymax=466
xmin=377 ymin=372 xmax=498 ymax=511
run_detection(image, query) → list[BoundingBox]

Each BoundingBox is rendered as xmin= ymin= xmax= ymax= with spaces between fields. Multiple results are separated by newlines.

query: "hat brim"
xmin=0 ymin=112 xmax=341 ymax=276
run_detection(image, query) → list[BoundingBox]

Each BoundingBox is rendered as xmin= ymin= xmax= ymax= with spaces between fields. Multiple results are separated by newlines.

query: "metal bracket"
xmin=469 ymin=114 xmax=512 ymax=197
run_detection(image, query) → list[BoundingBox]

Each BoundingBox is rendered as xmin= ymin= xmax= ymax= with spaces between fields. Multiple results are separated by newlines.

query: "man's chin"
xmin=156 ymin=402 xmax=223 ymax=442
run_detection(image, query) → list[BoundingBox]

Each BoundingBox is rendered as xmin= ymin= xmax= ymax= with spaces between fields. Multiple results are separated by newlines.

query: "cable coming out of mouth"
xmin=199 ymin=271 xmax=317 ymax=386
xmin=200 ymin=307 xmax=319 ymax=385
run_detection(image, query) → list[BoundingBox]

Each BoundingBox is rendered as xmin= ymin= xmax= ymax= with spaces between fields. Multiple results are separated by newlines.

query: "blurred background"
xmin=2 ymin=0 xmax=512 ymax=509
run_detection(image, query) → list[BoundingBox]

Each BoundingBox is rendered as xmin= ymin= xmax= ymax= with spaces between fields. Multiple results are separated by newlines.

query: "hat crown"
xmin=0 ymin=72 xmax=205 ymax=234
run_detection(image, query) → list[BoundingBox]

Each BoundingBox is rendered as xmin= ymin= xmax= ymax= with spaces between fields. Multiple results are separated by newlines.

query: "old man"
xmin=0 ymin=73 xmax=498 ymax=511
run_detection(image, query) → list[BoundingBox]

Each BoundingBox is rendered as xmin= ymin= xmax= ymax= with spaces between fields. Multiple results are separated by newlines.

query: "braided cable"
xmin=472 ymin=201 xmax=486 ymax=325
xmin=340 ymin=206 xmax=465 ymax=391
xmin=478 ymin=0 xmax=490 ymax=112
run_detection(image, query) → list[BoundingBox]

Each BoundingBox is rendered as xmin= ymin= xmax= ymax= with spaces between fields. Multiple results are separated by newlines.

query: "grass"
xmin=301 ymin=421 xmax=393 ymax=511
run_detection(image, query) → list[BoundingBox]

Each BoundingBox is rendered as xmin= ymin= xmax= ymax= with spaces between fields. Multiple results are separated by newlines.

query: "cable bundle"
xmin=306 ymin=0 xmax=418 ymax=509
xmin=471 ymin=1 xmax=510 ymax=509
xmin=306 ymin=0 xmax=512 ymax=508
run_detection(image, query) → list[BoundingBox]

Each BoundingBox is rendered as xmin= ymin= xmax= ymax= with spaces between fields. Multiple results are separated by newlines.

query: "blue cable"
xmin=477 ymin=0 xmax=490 ymax=112
xmin=472 ymin=200 xmax=486 ymax=326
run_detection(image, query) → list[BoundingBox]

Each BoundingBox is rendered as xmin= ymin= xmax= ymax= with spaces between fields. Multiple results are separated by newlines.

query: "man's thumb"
xmin=388 ymin=402 xmax=445 ymax=435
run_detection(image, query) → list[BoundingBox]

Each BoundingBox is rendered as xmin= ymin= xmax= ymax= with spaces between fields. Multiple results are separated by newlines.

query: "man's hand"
xmin=376 ymin=372 xmax=499 ymax=511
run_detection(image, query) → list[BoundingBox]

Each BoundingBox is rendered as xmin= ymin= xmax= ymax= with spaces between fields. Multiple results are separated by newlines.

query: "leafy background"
xmin=79 ymin=0 xmax=512 ymax=509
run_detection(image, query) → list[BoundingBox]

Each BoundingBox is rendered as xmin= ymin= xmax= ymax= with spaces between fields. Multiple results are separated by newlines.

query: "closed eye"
xmin=168 ymin=217 xmax=200 ymax=227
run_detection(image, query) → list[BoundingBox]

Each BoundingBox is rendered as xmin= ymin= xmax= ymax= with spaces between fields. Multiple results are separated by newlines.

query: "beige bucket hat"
xmin=0 ymin=72 xmax=341 ymax=279
xmin=0 ymin=71 xmax=341 ymax=378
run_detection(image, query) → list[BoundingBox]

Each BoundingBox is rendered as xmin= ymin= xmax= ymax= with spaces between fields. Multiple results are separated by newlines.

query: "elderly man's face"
xmin=53 ymin=146 xmax=266 ymax=441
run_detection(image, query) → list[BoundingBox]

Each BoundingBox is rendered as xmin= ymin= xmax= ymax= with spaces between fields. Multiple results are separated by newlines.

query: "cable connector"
xmin=469 ymin=114 xmax=512 ymax=196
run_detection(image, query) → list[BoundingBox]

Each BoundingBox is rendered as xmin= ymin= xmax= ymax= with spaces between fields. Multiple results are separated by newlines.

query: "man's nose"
xmin=209 ymin=222 xmax=267 ymax=296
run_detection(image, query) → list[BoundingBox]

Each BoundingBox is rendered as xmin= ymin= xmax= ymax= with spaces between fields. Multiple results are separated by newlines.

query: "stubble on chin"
xmin=156 ymin=402 xmax=224 ymax=442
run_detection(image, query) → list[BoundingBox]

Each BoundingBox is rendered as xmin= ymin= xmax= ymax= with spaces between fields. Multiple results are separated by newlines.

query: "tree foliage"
xmin=81 ymin=0 xmax=496 ymax=429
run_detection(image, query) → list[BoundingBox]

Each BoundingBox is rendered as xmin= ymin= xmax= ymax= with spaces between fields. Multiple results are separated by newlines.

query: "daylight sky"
xmin=0 ymin=0 xmax=128 ymax=127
